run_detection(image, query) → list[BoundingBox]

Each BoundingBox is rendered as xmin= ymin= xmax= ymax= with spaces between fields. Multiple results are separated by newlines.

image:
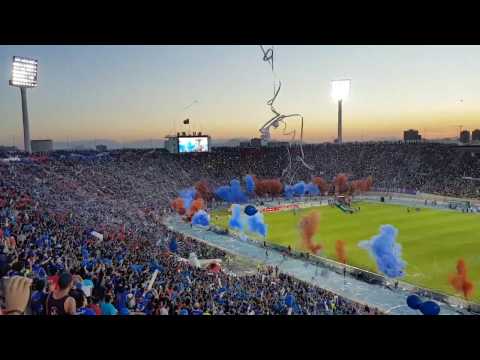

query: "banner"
xmin=261 ymin=204 xmax=299 ymax=213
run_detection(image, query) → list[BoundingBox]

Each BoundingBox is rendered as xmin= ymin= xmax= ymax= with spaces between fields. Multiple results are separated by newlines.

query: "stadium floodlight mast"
xmin=9 ymin=56 xmax=38 ymax=153
xmin=331 ymin=79 xmax=351 ymax=144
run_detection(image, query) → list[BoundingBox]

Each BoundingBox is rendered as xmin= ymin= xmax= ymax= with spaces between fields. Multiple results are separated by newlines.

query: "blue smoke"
xmin=358 ymin=225 xmax=406 ymax=278
xmin=284 ymin=181 xmax=306 ymax=198
xmin=247 ymin=212 xmax=268 ymax=238
xmin=305 ymin=182 xmax=320 ymax=196
xmin=228 ymin=204 xmax=245 ymax=232
xmin=293 ymin=181 xmax=306 ymax=196
xmin=191 ymin=210 xmax=210 ymax=227
xmin=179 ymin=188 xmax=196 ymax=209
xmin=245 ymin=175 xmax=256 ymax=194
xmin=215 ymin=185 xmax=231 ymax=202
xmin=215 ymin=179 xmax=248 ymax=203
xmin=284 ymin=185 xmax=295 ymax=199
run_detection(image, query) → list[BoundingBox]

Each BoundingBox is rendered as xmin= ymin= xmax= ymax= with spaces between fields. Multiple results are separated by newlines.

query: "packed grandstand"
xmin=1 ymin=142 xmax=479 ymax=315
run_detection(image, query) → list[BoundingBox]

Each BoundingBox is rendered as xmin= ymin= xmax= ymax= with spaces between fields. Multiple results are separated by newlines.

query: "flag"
xmin=183 ymin=119 xmax=190 ymax=125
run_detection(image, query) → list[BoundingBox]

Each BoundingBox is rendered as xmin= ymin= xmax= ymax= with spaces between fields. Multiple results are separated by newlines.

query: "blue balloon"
xmin=419 ymin=301 xmax=440 ymax=316
xmin=406 ymin=295 xmax=423 ymax=310
xmin=244 ymin=205 xmax=258 ymax=216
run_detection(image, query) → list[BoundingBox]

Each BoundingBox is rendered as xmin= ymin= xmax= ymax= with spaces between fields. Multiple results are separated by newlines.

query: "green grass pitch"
xmin=211 ymin=202 xmax=480 ymax=302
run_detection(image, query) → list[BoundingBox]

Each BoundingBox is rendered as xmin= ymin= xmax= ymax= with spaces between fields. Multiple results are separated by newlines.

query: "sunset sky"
xmin=1 ymin=45 xmax=480 ymax=147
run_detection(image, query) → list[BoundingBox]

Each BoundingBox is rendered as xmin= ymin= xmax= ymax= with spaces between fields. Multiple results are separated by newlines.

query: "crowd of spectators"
xmin=2 ymin=141 xmax=477 ymax=315
xmin=0 ymin=145 xmax=386 ymax=315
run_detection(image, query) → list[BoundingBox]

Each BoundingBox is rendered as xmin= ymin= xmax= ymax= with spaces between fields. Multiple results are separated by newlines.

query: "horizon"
xmin=1 ymin=45 xmax=480 ymax=148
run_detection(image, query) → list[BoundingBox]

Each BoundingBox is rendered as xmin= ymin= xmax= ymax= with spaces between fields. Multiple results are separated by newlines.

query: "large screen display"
xmin=178 ymin=137 xmax=209 ymax=153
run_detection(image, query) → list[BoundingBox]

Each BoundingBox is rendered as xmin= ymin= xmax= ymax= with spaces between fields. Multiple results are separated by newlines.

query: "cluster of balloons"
xmin=406 ymin=295 xmax=441 ymax=315
xmin=244 ymin=205 xmax=258 ymax=216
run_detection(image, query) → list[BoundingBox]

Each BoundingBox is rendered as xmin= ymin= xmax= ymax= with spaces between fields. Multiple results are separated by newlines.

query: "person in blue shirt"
xmin=114 ymin=285 xmax=128 ymax=310
xmin=30 ymin=279 xmax=47 ymax=315
xmin=100 ymin=294 xmax=118 ymax=315
xmin=191 ymin=302 xmax=203 ymax=315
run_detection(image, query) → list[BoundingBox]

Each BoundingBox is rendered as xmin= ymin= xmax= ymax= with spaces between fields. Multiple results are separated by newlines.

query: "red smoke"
xmin=312 ymin=177 xmax=329 ymax=195
xmin=335 ymin=240 xmax=347 ymax=264
xmin=171 ymin=197 xmax=186 ymax=215
xmin=346 ymin=176 xmax=374 ymax=195
xmin=299 ymin=212 xmax=322 ymax=254
xmin=365 ymin=176 xmax=373 ymax=191
xmin=333 ymin=174 xmax=349 ymax=195
xmin=449 ymin=259 xmax=475 ymax=299
xmin=253 ymin=176 xmax=283 ymax=197
xmin=195 ymin=180 xmax=213 ymax=201
xmin=189 ymin=197 xmax=204 ymax=216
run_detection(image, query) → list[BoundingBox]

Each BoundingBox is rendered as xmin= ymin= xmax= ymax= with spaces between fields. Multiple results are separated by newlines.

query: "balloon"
xmin=406 ymin=295 xmax=423 ymax=310
xmin=419 ymin=301 xmax=440 ymax=316
xmin=244 ymin=205 xmax=258 ymax=216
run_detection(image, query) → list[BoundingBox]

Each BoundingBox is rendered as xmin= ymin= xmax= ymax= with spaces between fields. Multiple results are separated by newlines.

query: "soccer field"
xmin=211 ymin=202 xmax=480 ymax=302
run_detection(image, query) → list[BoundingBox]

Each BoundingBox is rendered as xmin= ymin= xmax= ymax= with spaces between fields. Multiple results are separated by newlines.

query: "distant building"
xmin=239 ymin=138 xmax=266 ymax=149
xmin=250 ymin=138 xmax=263 ymax=148
xmin=96 ymin=144 xmax=108 ymax=152
xmin=403 ymin=129 xmax=422 ymax=142
xmin=460 ymin=130 xmax=471 ymax=144
xmin=267 ymin=141 xmax=289 ymax=148
xmin=0 ymin=146 xmax=18 ymax=152
xmin=31 ymin=139 xmax=53 ymax=153
xmin=472 ymin=129 xmax=480 ymax=143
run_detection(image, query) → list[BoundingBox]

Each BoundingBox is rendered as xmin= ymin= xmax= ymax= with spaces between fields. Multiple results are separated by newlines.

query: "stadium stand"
xmin=1 ymin=142 xmax=479 ymax=315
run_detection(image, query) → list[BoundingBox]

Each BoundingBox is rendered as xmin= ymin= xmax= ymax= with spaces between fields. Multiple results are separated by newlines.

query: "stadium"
xmin=1 ymin=46 xmax=480 ymax=316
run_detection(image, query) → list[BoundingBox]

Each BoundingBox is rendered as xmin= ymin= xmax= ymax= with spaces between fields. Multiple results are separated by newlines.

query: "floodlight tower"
xmin=9 ymin=56 xmax=38 ymax=153
xmin=331 ymin=79 xmax=351 ymax=144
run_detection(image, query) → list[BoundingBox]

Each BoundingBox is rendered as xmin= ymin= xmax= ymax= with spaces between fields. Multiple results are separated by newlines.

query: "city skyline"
xmin=1 ymin=45 xmax=480 ymax=147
